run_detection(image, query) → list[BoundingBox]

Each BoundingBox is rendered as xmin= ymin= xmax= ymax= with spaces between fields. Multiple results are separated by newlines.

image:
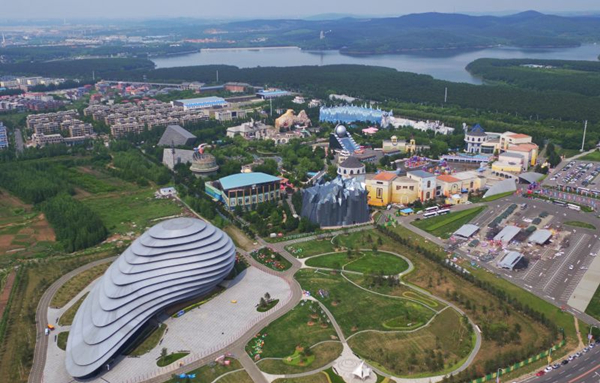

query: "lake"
xmin=152 ymin=44 xmax=600 ymax=84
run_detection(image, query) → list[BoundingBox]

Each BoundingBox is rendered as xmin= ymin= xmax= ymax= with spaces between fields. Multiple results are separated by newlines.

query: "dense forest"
xmin=0 ymin=44 xmax=199 ymax=63
xmin=41 ymin=193 xmax=108 ymax=252
xmin=0 ymin=58 xmax=154 ymax=78
xmin=467 ymin=58 xmax=600 ymax=97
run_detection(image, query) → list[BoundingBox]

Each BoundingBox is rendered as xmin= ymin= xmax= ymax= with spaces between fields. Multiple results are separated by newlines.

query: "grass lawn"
xmin=348 ymin=308 xmax=474 ymax=377
xmin=286 ymin=231 xmax=390 ymax=258
xmin=80 ymin=188 xmax=183 ymax=236
xmin=57 ymin=331 xmax=69 ymax=350
xmin=412 ymin=206 xmax=486 ymax=239
xmin=273 ymin=374 xmax=329 ymax=383
xmin=578 ymin=150 xmax=600 ymax=162
xmin=257 ymin=299 xmax=280 ymax=312
xmin=157 ymin=352 xmax=189 ymax=367
xmin=246 ymin=302 xmax=338 ymax=359
xmin=585 ymin=284 xmax=600 ymax=321
xmin=344 ymin=273 xmax=445 ymax=309
xmin=257 ymin=342 xmax=343 ymax=374
xmin=295 ymin=269 xmax=433 ymax=336
xmin=564 ymin=221 xmax=597 ymax=230
xmin=165 ymin=358 xmax=243 ymax=383
xmin=58 ymin=293 xmax=88 ymax=326
xmin=126 ymin=324 xmax=167 ymax=357
xmin=51 ymin=262 xmax=110 ymax=308
xmin=305 ymin=251 xmax=408 ymax=275
xmin=215 ymin=370 xmax=253 ymax=383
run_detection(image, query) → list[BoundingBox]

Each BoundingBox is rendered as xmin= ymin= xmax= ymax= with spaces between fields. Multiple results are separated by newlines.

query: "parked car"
xmin=536 ymin=371 xmax=546 ymax=377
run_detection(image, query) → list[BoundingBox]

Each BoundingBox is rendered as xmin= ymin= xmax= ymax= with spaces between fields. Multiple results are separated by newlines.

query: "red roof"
xmin=509 ymin=133 xmax=531 ymax=139
xmin=437 ymin=175 xmax=460 ymax=183
xmin=374 ymin=172 xmax=397 ymax=181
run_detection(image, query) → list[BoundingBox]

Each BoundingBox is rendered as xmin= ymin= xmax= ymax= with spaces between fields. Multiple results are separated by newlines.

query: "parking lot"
xmin=455 ymin=198 xmax=600 ymax=309
xmin=545 ymin=160 xmax=600 ymax=195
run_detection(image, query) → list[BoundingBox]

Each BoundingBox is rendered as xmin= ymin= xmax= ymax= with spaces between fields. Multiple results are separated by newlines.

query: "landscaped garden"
xmin=51 ymin=263 xmax=110 ymax=308
xmin=286 ymin=231 xmax=384 ymax=258
xmin=125 ymin=323 xmax=167 ymax=357
xmin=57 ymin=331 xmax=69 ymax=351
xmin=295 ymin=269 xmax=434 ymax=335
xmin=58 ymin=293 xmax=88 ymax=326
xmin=157 ymin=348 xmax=189 ymax=367
xmin=257 ymin=292 xmax=279 ymax=312
xmin=246 ymin=301 xmax=342 ymax=374
xmin=412 ymin=206 xmax=486 ymax=239
xmin=165 ymin=358 xmax=250 ymax=383
xmin=564 ymin=221 xmax=597 ymax=230
xmin=305 ymin=250 xmax=409 ymax=275
xmin=250 ymin=247 xmax=292 ymax=271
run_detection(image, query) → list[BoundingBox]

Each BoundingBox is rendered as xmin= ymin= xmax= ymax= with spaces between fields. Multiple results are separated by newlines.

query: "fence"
xmin=469 ymin=340 xmax=566 ymax=383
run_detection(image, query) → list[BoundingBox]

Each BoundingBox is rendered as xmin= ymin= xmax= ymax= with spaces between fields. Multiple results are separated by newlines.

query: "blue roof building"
xmin=172 ymin=96 xmax=228 ymax=110
xmin=206 ymin=172 xmax=282 ymax=210
xmin=257 ymin=89 xmax=291 ymax=99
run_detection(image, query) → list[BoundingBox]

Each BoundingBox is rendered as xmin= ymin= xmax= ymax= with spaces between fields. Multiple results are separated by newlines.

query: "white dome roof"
xmin=335 ymin=124 xmax=347 ymax=137
xmin=65 ymin=217 xmax=235 ymax=378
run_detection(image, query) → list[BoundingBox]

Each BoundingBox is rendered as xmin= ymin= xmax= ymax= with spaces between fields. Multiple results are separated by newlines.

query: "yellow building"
xmin=506 ymin=144 xmax=539 ymax=167
xmin=391 ymin=177 xmax=419 ymax=205
xmin=365 ymin=172 xmax=397 ymax=207
xmin=382 ymin=136 xmax=417 ymax=154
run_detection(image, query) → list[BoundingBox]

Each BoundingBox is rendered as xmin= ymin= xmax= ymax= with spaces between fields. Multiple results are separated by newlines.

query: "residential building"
xmin=226 ymin=120 xmax=271 ymax=140
xmin=214 ymin=109 xmax=247 ymax=121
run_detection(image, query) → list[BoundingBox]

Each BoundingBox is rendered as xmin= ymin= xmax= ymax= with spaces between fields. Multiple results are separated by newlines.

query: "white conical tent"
xmin=353 ymin=361 xmax=372 ymax=380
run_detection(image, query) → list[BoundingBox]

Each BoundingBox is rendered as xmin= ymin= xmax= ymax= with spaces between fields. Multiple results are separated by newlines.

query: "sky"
xmin=3 ymin=0 xmax=600 ymax=20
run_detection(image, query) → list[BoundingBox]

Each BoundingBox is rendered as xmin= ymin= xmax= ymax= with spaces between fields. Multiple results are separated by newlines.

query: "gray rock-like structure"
xmin=65 ymin=217 xmax=236 ymax=378
xmin=157 ymin=124 xmax=197 ymax=147
xmin=301 ymin=177 xmax=370 ymax=228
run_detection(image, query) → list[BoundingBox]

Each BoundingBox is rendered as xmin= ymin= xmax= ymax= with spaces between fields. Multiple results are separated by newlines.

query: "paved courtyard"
xmin=42 ymin=266 xmax=292 ymax=383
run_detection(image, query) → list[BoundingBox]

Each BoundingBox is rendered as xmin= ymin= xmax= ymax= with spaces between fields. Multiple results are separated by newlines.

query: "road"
xmin=28 ymin=256 xmax=118 ymax=383
xmin=520 ymin=345 xmax=600 ymax=383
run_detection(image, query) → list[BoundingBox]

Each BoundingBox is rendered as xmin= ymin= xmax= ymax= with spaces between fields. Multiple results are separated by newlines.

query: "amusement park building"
xmin=319 ymin=105 xmax=390 ymax=124
xmin=65 ymin=218 xmax=236 ymax=378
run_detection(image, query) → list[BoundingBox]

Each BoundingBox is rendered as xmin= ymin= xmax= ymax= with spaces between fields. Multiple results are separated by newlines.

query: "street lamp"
xmin=496 ymin=367 xmax=501 ymax=383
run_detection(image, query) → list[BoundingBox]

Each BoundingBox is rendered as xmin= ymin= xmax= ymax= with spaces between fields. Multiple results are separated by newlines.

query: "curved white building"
xmin=65 ymin=217 xmax=236 ymax=378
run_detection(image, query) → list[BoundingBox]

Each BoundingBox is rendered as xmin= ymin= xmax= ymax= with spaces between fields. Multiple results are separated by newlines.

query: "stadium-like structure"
xmin=65 ymin=217 xmax=236 ymax=378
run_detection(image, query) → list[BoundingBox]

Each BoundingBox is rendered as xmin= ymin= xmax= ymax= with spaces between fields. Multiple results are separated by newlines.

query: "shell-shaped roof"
xmin=65 ymin=218 xmax=235 ymax=378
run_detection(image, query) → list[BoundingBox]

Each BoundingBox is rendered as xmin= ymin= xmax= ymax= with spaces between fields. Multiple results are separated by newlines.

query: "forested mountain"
xmin=189 ymin=11 xmax=600 ymax=53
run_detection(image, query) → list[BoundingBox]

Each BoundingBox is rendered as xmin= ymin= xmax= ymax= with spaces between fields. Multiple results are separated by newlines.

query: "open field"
xmin=223 ymin=225 xmax=257 ymax=252
xmin=295 ymin=269 xmax=433 ymax=336
xmin=0 ymin=190 xmax=56 ymax=268
xmin=165 ymin=358 xmax=243 ymax=383
xmin=246 ymin=302 xmax=338 ymax=359
xmin=412 ymin=206 xmax=486 ymax=239
xmin=349 ymin=308 xmax=474 ymax=377
xmin=80 ymin=188 xmax=183 ymax=236
xmin=257 ymin=342 xmax=343 ymax=374
xmin=59 ymin=293 xmax=87 ymax=326
xmin=157 ymin=352 xmax=189 ymax=367
xmin=51 ymin=263 xmax=109 ymax=308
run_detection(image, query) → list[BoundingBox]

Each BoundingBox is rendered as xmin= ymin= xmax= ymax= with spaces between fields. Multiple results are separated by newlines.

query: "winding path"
xmin=29 ymin=216 xmax=480 ymax=383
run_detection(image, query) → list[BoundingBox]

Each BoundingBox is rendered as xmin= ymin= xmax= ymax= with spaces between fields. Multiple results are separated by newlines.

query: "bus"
xmin=567 ymin=203 xmax=581 ymax=211
xmin=553 ymin=200 xmax=567 ymax=207
xmin=437 ymin=209 xmax=451 ymax=216
xmin=425 ymin=206 xmax=440 ymax=213
xmin=423 ymin=211 xmax=439 ymax=218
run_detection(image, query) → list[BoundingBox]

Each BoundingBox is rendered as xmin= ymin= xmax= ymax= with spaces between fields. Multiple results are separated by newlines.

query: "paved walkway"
xmin=42 ymin=267 xmax=292 ymax=383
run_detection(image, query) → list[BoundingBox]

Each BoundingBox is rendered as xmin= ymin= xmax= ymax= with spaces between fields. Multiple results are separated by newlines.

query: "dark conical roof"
xmin=339 ymin=156 xmax=365 ymax=169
